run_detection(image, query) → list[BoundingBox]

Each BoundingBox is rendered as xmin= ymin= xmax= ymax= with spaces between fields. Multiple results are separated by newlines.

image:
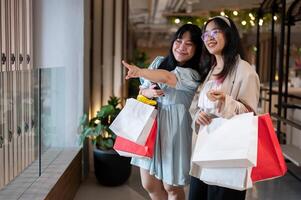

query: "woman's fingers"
xmin=122 ymin=60 xmax=132 ymax=69
xmin=207 ymin=90 xmax=225 ymax=102
xmin=150 ymin=84 xmax=157 ymax=89
xmin=206 ymin=91 xmax=216 ymax=101
xmin=211 ymin=90 xmax=225 ymax=100
xmin=122 ymin=60 xmax=132 ymax=79
xmin=153 ymin=90 xmax=164 ymax=97
xmin=122 ymin=60 xmax=140 ymax=79
xmin=196 ymin=112 xmax=212 ymax=125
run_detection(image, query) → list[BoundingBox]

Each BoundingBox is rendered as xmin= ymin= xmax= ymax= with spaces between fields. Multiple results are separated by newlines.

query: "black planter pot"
xmin=93 ymin=148 xmax=131 ymax=186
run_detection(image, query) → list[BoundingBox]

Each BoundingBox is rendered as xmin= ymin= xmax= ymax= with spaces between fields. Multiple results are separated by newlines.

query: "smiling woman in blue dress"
xmin=122 ymin=24 xmax=206 ymax=200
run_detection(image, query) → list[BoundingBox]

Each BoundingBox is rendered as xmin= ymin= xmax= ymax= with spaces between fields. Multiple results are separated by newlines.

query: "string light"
xmin=249 ymin=13 xmax=255 ymax=20
xmin=168 ymin=9 xmax=278 ymax=31
xmin=259 ymin=19 xmax=263 ymax=26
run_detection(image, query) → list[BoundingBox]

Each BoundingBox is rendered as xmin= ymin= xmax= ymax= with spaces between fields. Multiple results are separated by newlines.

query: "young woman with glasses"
xmin=122 ymin=24 xmax=208 ymax=200
xmin=188 ymin=16 xmax=260 ymax=200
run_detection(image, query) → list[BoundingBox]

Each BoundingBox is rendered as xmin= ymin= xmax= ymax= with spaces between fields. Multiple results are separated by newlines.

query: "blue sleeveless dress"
xmin=131 ymin=56 xmax=201 ymax=186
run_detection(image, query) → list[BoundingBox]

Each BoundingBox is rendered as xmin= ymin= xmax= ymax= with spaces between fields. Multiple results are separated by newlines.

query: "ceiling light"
xmin=233 ymin=11 xmax=238 ymax=16
xmin=174 ymin=18 xmax=180 ymax=24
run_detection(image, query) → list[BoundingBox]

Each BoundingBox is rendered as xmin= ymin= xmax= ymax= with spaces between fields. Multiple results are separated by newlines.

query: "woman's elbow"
xmin=164 ymin=73 xmax=177 ymax=87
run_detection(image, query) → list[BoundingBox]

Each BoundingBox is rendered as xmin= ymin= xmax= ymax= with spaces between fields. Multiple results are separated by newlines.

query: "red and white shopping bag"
xmin=113 ymin=119 xmax=157 ymax=158
xmin=109 ymin=98 xmax=157 ymax=145
xmin=251 ymin=113 xmax=287 ymax=182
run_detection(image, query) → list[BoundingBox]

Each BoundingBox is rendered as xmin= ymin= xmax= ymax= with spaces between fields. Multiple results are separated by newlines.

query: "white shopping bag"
xmin=109 ymin=98 xmax=157 ymax=145
xmin=192 ymin=113 xmax=258 ymax=168
xmin=193 ymin=163 xmax=253 ymax=190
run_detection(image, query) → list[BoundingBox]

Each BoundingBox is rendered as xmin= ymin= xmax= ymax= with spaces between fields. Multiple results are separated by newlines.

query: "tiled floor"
xmin=74 ymin=163 xmax=301 ymax=200
xmin=74 ymin=166 xmax=149 ymax=200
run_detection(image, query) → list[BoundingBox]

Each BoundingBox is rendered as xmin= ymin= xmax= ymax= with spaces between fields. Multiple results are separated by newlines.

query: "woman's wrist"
xmin=140 ymin=88 xmax=150 ymax=98
xmin=140 ymin=88 xmax=145 ymax=96
xmin=138 ymin=68 xmax=144 ymax=78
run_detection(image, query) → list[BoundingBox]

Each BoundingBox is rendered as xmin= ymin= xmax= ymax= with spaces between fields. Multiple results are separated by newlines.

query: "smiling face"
xmin=172 ymin=31 xmax=196 ymax=65
xmin=202 ymin=21 xmax=226 ymax=56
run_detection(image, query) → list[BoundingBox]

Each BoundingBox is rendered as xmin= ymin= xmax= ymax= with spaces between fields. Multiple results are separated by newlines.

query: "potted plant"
xmin=79 ymin=96 xmax=131 ymax=186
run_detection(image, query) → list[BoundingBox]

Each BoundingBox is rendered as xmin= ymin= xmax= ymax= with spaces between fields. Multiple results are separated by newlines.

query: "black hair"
xmin=201 ymin=17 xmax=245 ymax=79
xmin=157 ymin=24 xmax=203 ymax=76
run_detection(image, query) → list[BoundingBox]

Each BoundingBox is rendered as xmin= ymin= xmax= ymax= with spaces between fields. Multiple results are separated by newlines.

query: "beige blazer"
xmin=189 ymin=57 xmax=260 ymax=134
xmin=189 ymin=57 xmax=260 ymax=179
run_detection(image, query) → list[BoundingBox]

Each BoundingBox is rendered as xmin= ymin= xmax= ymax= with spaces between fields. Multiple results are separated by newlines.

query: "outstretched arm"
xmin=122 ymin=60 xmax=177 ymax=88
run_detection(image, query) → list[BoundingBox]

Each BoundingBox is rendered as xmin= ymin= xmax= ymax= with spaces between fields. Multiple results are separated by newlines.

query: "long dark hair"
xmin=158 ymin=24 xmax=203 ymax=75
xmin=202 ymin=17 xmax=245 ymax=79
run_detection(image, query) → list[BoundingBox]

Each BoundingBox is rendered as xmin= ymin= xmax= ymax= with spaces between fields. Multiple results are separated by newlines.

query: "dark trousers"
xmin=188 ymin=176 xmax=246 ymax=200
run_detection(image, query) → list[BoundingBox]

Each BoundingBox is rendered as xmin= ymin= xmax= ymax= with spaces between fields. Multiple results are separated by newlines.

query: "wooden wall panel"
xmin=18 ymin=0 xmax=26 ymax=171
xmin=2 ymin=0 xmax=10 ymax=185
xmin=0 ymin=0 xmax=4 ymax=187
xmin=102 ymin=0 xmax=114 ymax=105
xmin=91 ymin=0 xmax=127 ymax=112
xmin=0 ymin=0 xmax=33 ymax=189
xmin=11 ymin=0 xmax=19 ymax=178
xmin=26 ymin=0 xmax=34 ymax=163
xmin=16 ymin=0 xmax=22 ymax=173
xmin=91 ymin=0 xmax=103 ymax=116
xmin=113 ymin=0 xmax=122 ymax=98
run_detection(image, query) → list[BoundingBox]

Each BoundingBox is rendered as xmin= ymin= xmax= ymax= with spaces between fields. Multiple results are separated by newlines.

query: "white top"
xmin=197 ymin=79 xmax=221 ymax=117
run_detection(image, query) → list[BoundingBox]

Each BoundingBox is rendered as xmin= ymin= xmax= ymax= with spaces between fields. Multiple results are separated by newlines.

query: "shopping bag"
xmin=198 ymin=165 xmax=253 ymax=191
xmin=251 ymin=113 xmax=287 ymax=182
xmin=113 ymin=119 xmax=157 ymax=158
xmin=109 ymin=98 xmax=157 ymax=145
xmin=192 ymin=113 xmax=258 ymax=168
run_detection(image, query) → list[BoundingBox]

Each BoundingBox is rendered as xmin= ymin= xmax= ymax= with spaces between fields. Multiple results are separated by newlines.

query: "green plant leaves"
xmin=97 ymin=105 xmax=115 ymax=119
xmin=79 ymin=113 xmax=87 ymax=126
xmin=78 ymin=96 xmax=121 ymax=150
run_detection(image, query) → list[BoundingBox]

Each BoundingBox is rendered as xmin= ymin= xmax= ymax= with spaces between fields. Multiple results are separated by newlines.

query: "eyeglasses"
xmin=201 ymin=29 xmax=222 ymax=41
